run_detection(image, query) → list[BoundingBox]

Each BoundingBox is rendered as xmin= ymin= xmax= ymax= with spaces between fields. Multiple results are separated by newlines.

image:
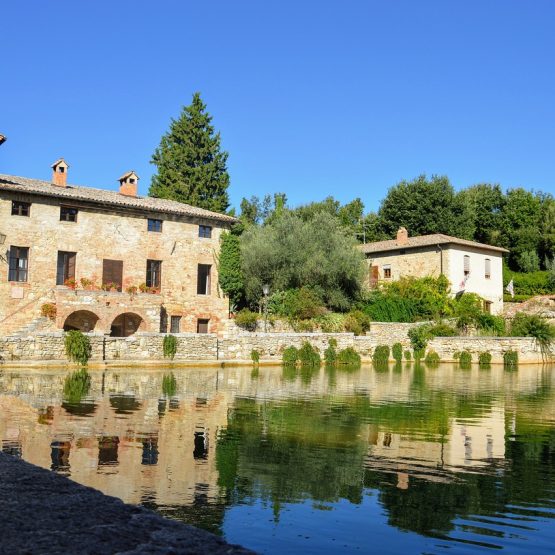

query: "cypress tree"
xmin=149 ymin=92 xmax=230 ymax=212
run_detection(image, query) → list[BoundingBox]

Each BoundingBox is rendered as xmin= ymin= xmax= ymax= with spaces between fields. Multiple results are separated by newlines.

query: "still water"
xmin=0 ymin=363 xmax=554 ymax=554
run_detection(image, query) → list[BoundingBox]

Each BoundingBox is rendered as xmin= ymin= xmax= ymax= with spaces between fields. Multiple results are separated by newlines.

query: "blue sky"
xmin=1 ymin=0 xmax=554 ymax=213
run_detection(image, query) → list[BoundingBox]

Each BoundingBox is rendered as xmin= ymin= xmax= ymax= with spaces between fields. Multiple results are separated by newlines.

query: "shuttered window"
xmin=102 ymin=259 xmax=123 ymax=291
xmin=463 ymin=255 xmax=470 ymax=276
xmin=197 ymin=319 xmax=209 ymax=334
xmin=485 ymin=258 xmax=491 ymax=279
xmin=56 ymin=251 xmax=76 ymax=285
xmin=170 ymin=315 xmax=181 ymax=333
xmin=8 ymin=246 xmax=29 ymax=282
xmin=146 ymin=260 xmax=162 ymax=289
xmin=197 ymin=264 xmax=211 ymax=295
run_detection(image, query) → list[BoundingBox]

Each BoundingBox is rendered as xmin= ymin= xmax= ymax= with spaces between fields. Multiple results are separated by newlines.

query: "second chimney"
xmin=51 ymin=158 xmax=69 ymax=187
xmin=396 ymin=227 xmax=409 ymax=245
xmin=119 ymin=171 xmax=139 ymax=197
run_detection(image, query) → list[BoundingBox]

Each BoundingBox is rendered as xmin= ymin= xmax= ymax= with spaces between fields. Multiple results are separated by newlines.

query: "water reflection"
xmin=0 ymin=363 xmax=553 ymax=553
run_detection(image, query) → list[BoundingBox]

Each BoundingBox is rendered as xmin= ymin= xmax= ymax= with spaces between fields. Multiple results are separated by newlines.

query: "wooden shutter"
xmin=103 ymin=259 xmax=123 ymax=291
xmin=197 ymin=319 xmax=209 ymax=333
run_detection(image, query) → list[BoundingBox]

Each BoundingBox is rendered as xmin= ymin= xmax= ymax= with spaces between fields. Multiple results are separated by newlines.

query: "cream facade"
xmin=362 ymin=228 xmax=508 ymax=314
xmin=0 ymin=162 xmax=235 ymax=336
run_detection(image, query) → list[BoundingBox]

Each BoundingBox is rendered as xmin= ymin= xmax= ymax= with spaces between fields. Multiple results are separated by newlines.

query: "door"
xmin=102 ymin=259 xmax=123 ymax=291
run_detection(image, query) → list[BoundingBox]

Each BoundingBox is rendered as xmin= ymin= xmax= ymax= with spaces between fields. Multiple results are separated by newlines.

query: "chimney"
xmin=396 ymin=227 xmax=408 ymax=246
xmin=118 ymin=171 xmax=139 ymax=197
xmin=51 ymin=158 xmax=69 ymax=187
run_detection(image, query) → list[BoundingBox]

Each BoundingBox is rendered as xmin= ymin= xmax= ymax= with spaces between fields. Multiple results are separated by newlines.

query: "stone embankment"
xmin=0 ymin=321 xmax=546 ymax=365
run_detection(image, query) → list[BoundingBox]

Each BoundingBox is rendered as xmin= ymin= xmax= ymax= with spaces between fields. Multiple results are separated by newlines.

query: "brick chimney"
xmin=396 ymin=227 xmax=409 ymax=246
xmin=51 ymin=158 xmax=69 ymax=187
xmin=118 ymin=171 xmax=139 ymax=197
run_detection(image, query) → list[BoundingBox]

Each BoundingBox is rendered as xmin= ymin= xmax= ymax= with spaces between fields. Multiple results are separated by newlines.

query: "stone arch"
xmin=110 ymin=312 xmax=145 ymax=337
xmin=63 ymin=310 xmax=100 ymax=332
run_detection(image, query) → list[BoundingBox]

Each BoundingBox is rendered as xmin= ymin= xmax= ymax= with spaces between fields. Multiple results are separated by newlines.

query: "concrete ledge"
xmin=0 ymin=453 xmax=254 ymax=554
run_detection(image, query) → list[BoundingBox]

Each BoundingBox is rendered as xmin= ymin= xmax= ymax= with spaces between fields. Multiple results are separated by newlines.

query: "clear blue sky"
xmin=1 ymin=0 xmax=554 ymax=213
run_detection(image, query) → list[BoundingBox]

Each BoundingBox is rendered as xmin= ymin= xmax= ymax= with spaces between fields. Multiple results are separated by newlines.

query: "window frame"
xmin=383 ymin=264 xmax=392 ymax=279
xmin=197 ymin=318 xmax=210 ymax=334
xmin=8 ymin=246 xmax=29 ymax=282
xmin=56 ymin=251 xmax=77 ymax=286
xmin=170 ymin=315 xmax=182 ymax=334
xmin=60 ymin=206 xmax=78 ymax=223
xmin=197 ymin=264 xmax=212 ymax=295
xmin=485 ymin=258 xmax=491 ymax=279
xmin=463 ymin=255 xmax=471 ymax=276
xmin=198 ymin=225 xmax=212 ymax=239
xmin=146 ymin=259 xmax=162 ymax=289
xmin=147 ymin=218 xmax=163 ymax=233
xmin=11 ymin=201 xmax=31 ymax=217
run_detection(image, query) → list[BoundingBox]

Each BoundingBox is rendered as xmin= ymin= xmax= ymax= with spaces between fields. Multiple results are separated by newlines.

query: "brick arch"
xmin=62 ymin=310 xmax=101 ymax=332
xmin=109 ymin=311 xmax=148 ymax=337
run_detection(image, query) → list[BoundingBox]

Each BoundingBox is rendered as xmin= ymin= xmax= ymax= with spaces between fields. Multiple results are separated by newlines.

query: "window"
xmin=147 ymin=218 xmax=162 ymax=232
xmin=8 ymin=246 xmax=29 ymax=282
xmin=102 ymin=259 xmax=123 ymax=291
xmin=146 ymin=259 xmax=162 ymax=289
xmin=383 ymin=264 xmax=392 ymax=279
xmin=60 ymin=206 xmax=78 ymax=222
xmin=11 ymin=201 xmax=30 ymax=217
xmin=197 ymin=264 xmax=211 ymax=295
xmin=197 ymin=319 xmax=210 ymax=334
xmin=170 ymin=315 xmax=181 ymax=333
xmin=56 ymin=251 xmax=76 ymax=285
xmin=199 ymin=225 xmax=212 ymax=238
xmin=485 ymin=258 xmax=491 ymax=279
xmin=484 ymin=300 xmax=492 ymax=314
xmin=463 ymin=255 xmax=470 ymax=276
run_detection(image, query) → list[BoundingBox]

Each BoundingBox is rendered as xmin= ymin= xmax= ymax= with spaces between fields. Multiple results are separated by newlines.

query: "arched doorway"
xmin=110 ymin=312 xmax=143 ymax=337
xmin=63 ymin=310 xmax=100 ymax=332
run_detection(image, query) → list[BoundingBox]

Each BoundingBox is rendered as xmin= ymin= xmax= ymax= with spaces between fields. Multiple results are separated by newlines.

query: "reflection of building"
xmin=0 ymin=162 xmax=235 ymax=336
xmin=361 ymin=227 xmax=508 ymax=314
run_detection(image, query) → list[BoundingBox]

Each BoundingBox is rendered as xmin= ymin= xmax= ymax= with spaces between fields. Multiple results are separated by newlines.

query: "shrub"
xmin=504 ymin=350 xmax=518 ymax=369
xmin=476 ymin=314 xmax=506 ymax=336
xmin=403 ymin=350 xmax=412 ymax=361
xmin=343 ymin=310 xmax=371 ymax=336
xmin=282 ymin=346 xmax=299 ymax=366
xmin=428 ymin=322 xmax=458 ymax=336
xmin=41 ymin=303 xmax=57 ymax=319
xmin=294 ymin=319 xmax=315 ymax=332
xmin=163 ymin=334 xmax=177 ymax=359
xmin=392 ymin=342 xmax=403 ymax=363
xmin=162 ymin=373 xmax=177 ymax=397
xmin=478 ymin=352 xmax=492 ymax=368
xmin=408 ymin=325 xmax=431 ymax=358
xmin=373 ymin=345 xmax=390 ymax=363
xmin=250 ymin=349 xmax=260 ymax=364
xmin=337 ymin=347 xmax=361 ymax=367
xmin=63 ymin=369 xmax=91 ymax=403
xmin=453 ymin=351 xmax=461 ymax=360
xmin=459 ymin=350 xmax=472 ymax=369
xmin=64 ymin=331 xmax=91 ymax=366
xmin=235 ymin=308 xmax=258 ymax=331
xmin=314 ymin=313 xmax=345 ymax=333
xmin=424 ymin=350 xmax=440 ymax=367
xmin=510 ymin=312 xmax=555 ymax=356
xmin=504 ymin=269 xmax=551 ymax=296
xmin=298 ymin=342 xmax=321 ymax=367
xmin=324 ymin=339 xmax=337 ymax=365
xmin=454 ymin=293 xmax=483 ymax=331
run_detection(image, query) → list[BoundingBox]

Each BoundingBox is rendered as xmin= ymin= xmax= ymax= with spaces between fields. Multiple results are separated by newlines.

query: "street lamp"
xmin=262 ymin=284 xmax=270 ymax=332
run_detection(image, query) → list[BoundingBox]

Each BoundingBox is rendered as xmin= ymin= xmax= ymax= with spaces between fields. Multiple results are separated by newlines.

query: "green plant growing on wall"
xmin=251 ymin=349 xmax=260 ymax=365
xmin=162 ymin=373 xmax=177 ymax=397
xmin=298 ymin=342 xmax=321 ymax=367
xmin=424 ymin=350 xmax=440 ymax=367
xmin=63 ymin=369 xmax=91 ymax=403
xmin=282 ymin=346 xmax=299 ymax=366
xmin=504 ymin=350 xmax=518 ymax=369
xmin=459 ymin=350 xmax=472 ymax=369
xmin=392 ymin=343 xmax=403 ymax=363
xmin=408 ymin=325 xmax=431 ymax=360
xmin=337 ymin=347 xmax=361 ymax=367
xmin=163 ymin=334 xmax=177 ymax=359
xmin=235 ymin=309 xmax=258 ymax=331
xmin=373 ymin=345 xmax=390 ymax=363
xmin=404 ymin=350 xmax=412 ymax=361
xmin=478 ymin=352 xmax=492 ymax=368
xmin=64 ymin=331 xmax=92 ymax=366
xmin=510 ymin=312 xmax=555 ymax=358
xmin=324 ymin=338 xmax=338 ymax=365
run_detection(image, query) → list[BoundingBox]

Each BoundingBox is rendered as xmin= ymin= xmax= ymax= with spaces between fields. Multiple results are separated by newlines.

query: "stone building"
xmin=361 ymin=227 xmax=509 ymax=314
xmin=0 ymin=160 xmax=235 ymax=336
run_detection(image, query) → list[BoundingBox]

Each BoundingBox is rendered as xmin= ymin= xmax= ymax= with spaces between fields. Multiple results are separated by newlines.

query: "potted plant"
xmin=64 ymin=277 xmax=77 ymax=290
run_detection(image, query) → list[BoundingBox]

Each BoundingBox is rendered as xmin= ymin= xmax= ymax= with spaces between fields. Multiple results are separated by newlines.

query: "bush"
xmin=478 ymin=352 xmax=492 ymax=368
xmin=337 ymin=347 xmax=361 ymax=367
xmin=314 ymin=313 xmax=345 ymax=333
xmin=459 ymin=351 xmax=472 ymax=369
xmin=282 ymin=346 xmax=299 ymax=366
xmin=163 ymin=334 xmax=177 ymax=359
xmin=454 ymin=293 xmax=483 ymax=331
xmin=424 ymin=350 xmax=440 ymax=367
xmin=235 ymin=308 xmax=258 ymax=331
xmin=343 ymin=310 xmax=371 ymax=336
xmin=64 ymin=331 xmax=91 ymax=366
xmin=504 ymin=350 xmax=518 ymax=369
xmin=510 ymin=312 xmax=555 ymax=356
xmin=408 ymin=325 xmax=432 ymax=359
xmin=298 ymin=342 xmax=321 ymax=367
xmin=404 ymin=350 xmax=412 ymax=361
xmin=504 ymin=269 xmax=551 ymax=296
xmin=250 ymin=349 xmax=260 ymax=365
xmin=476 ymin=314 xmax=506 ymax=336
xmin=373 ymin=345 xmax=390 ymax=363
xmin=162 ymin=373 xmax=177 ymax=397
xmin=392 ymin=342 xmax=403 ymax=363
xmin=428 ymin=322 xmax=458 ymax=336
xmin=324 ymin=339 xmax=337 ymax=365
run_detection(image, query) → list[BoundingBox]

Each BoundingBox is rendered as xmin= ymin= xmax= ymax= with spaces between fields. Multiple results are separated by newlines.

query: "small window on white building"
xmin=463 ymin=255 xmax=470 ymax=276
xmin=485 ymin=258 xmax=491 ymax=279
xmin=383 ymin=264 xmax=391 ymax=279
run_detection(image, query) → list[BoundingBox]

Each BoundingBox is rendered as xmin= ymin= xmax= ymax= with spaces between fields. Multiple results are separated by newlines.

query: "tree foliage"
xmin=149 ymin=92 xmax=230 ymax=212
xmin=218 ymin=232 xmax=244 ymax=307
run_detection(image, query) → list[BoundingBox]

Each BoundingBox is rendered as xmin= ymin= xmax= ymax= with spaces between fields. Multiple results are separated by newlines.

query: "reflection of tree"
xmin=109 ymin=394 xmax=141 ymax=414
xmin=62 ymin=369 xmax=95 ymax=415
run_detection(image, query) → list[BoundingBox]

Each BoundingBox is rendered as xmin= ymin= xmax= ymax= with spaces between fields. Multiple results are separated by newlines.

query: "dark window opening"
xmin=8 ymin=246 xmax=29 ymax=282
xmin=146 ymin=259 xmax=162 ymax=289
xmin=197 ymin=264 xmax=211 ymax=295
xmin=57 ymin=251 xmax=76 ymax=285
xmin=102 ymin=259 xmax=123 ymax=291
xmin=193 ymin=431 xmax=208 ymax=460
xmin=11 ymin=201 xmax=31 ymax=217
xmin=170 ymin=315 xmax=181 ymax=333
xmin=60 ymin=206 xmax=78 ymax=222
xmin=485 ymin=258 xmax=491 ymax=279
xmin=383 ymin=265 xmax=391 ymax=279
xmin=59 ymin=167 xmax=65 ymax=173
xmin=147 ymin=218 xmax=162 ymax=232
xmin=199 ymin=225 xmax=212 ymax=238
xmin=197 ymin=319 xmax=209 ymax=334
xmin=463 ymin=255 xmax=471 ymax=276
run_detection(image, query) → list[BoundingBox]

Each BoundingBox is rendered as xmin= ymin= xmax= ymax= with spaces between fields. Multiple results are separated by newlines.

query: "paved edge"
xmin=0 ymin=453 xmax=255 ymax=555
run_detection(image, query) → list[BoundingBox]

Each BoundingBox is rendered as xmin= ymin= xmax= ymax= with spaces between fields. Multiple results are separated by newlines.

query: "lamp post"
xmin=262 ymin=284 xmax=270 ymax=333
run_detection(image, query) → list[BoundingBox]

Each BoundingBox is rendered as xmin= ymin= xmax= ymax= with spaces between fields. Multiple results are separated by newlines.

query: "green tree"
xmin=149 ymin=92 xmax=230 ymax=212
xmin=218 ymin=232 xmax=244 ymax=307
xmin=377 ymin=175 xmax=474 ymax=239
